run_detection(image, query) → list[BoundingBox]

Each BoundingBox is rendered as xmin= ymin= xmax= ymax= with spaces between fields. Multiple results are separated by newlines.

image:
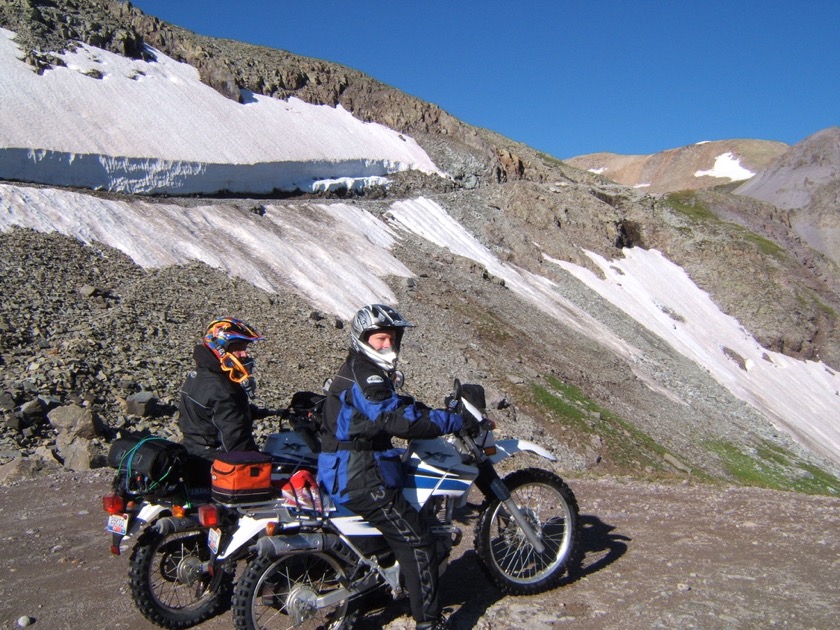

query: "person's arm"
xmin=211 ymin=394 xmax=257 ymax=451
xmin=351 ymin=380 xmax=463 ymax=439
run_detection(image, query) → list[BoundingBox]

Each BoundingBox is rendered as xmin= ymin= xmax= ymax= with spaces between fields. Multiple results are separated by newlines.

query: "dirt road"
xmin=1 ymin=469 xmax=838 ymax=629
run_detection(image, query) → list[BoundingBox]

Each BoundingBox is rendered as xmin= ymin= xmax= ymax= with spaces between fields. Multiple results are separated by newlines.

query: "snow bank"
xmin=0 ymin=28 xmax=440 ymax=194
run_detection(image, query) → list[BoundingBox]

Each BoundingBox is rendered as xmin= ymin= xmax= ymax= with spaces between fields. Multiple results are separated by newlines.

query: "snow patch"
xmin=694 ymin=152 xmax=754 ymax=181
xmin=547 ymin=248 xmax=840 ymax=467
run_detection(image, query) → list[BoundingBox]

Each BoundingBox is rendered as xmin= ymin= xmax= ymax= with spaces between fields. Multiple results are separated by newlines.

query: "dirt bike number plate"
xmin=208 ymin=527 xmax=222 ymax=555
xmin=106 ymin=513 xmax=129 ymax=536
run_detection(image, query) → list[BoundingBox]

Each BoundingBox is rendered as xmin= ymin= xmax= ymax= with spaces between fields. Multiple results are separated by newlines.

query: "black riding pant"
xmin=344 ymin=485 xmax=440 ymax=624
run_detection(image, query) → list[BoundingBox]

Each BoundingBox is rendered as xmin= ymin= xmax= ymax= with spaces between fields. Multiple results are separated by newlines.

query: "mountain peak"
xmin=565 ymin=139 xmax=788 ymax=194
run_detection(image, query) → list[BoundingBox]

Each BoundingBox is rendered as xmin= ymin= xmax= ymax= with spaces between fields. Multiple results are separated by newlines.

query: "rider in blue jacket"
xmin=318 ymin=304 xmax=472 ymax=630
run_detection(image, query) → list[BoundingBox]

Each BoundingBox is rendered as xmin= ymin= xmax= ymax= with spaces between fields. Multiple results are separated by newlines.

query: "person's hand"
xmin=459 ymin=412 xmax=481 ymax=437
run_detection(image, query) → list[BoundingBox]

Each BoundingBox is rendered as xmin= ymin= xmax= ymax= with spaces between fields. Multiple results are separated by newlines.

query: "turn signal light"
xmin=172 ymin=505 xmax=186 ymax=518
xmin=265 ymin=521 xmax=278 ymax=536
xmin=198 ymin=504 xmax=219 ymax=528
xmin=102 ymin=494 xmax=125 ymax=514
xmin=483 ymin=446 xmax=498 ymax=456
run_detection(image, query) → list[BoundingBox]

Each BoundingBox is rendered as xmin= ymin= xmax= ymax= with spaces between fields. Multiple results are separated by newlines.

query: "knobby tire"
xmin=128 ymin=527 xmax=233 ymax=629
xmin=474 ymin=467 xmax=581 ymax=595
xmin=232 ymin=551 xmax=357 ymax=630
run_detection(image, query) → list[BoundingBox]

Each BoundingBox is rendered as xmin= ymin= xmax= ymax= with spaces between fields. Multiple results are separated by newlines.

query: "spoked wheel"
xmin=233 ymin=552 xmax=356 ymax=630
xmin=128 ymin=528 xmax=233 ymax=628
xmin=475 ymin=467 xmax=581 ymax=594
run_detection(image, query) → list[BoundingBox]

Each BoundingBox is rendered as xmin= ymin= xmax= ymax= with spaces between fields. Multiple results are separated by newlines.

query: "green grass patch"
xmin=665 ymin=192 xmax=787 ymax=260
xmin=663 ymin=191 xmax=719 ymax=223
xmin=706 ymin=439 xmax=840 ymax=496
xmin=536 ymin=151 xmax=565 ymax=168
xmin=532 ymin=376 xmax=703 ymax=476
xmin=799 ymin=292 xmax=839 ymax=319
xmin=739 ymin=230 xmax=785 ymax=258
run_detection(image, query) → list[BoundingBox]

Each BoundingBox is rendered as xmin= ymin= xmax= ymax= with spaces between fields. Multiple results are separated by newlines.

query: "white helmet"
xmin=350 ymin=304 xmax=414 ymax=372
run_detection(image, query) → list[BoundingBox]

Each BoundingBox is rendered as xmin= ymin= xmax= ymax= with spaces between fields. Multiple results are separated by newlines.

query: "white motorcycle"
xmin=102 ymin=435 xmax=231 ymax=628
xmin=225 ymin=380 xmax=581 ymax=630
xmin=101 ymin=395 xmax=322 ymax=629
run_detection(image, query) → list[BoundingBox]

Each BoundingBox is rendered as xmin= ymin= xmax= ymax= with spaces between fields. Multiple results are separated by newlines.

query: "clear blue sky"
xmin=129 ymin=1 xmax=839 ymax=158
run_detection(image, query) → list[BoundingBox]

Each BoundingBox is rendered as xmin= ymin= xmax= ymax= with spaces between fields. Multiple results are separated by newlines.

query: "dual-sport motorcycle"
xmin=102 ymin=433 xmax=230 ymax=628
xmin=101 ymin=394 xmax=322 ymax=629
xmin=225 ymin=380 xmax=582 ymax=630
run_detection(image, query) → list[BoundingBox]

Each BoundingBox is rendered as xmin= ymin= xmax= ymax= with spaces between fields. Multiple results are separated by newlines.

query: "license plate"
xmin=208 ymin=527 xmax=222 ymax=555
xmin=106 ymin=513 xmax=129 ymax=535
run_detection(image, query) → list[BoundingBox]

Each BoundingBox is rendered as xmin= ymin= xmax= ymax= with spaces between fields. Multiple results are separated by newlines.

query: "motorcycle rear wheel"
xmin=475 ymin=467 xmax=581 ymax=595
xmin=232 ymin=551 xmax=357 ymax=630
xmin=128 ymin=528 xmax=233 ymax=628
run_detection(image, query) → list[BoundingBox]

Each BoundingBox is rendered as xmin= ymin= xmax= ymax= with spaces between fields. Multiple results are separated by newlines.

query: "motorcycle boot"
xmin=416 ymin=613 xmax=452 ymax=630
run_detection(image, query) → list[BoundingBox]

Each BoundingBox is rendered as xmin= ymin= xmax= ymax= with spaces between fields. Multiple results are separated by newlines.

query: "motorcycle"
xmin=101 ymin=393 xmax=323 ymax=629
xmin=228 ymin=380 xmax=581 ymax=630
xmin=102 ymin=434 xmax=231 ymax=629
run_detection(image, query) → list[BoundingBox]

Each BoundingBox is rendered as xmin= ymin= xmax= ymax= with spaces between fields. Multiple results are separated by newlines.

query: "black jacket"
xmin=178 ymin=344 xmax=258 ymax=455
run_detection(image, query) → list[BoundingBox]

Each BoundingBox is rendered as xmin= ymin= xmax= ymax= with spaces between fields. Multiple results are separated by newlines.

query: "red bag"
xmin=211 ymin=451 xmax=273 ymax=504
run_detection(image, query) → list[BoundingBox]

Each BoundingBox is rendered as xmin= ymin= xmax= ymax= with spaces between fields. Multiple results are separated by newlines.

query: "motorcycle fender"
xmin=216 ymin=515 xmax=275 ymax=561
xmin=489 ymin=439 xmax=557 ymax=463
xmin=125 ymin=503 xmax=168 ymax=539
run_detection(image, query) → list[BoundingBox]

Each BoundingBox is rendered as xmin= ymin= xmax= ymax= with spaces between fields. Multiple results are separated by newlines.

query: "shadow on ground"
xmin=353 ymin=513 xmax=628 ymax=628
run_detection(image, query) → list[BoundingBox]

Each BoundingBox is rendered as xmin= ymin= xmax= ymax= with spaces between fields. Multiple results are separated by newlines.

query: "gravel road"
xmin=1 ymin=469 xmax=838 ymax=630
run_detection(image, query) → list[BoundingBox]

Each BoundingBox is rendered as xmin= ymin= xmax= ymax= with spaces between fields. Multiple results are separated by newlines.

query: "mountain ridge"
xmin=565 ymin=139 xmax=789 ymax=192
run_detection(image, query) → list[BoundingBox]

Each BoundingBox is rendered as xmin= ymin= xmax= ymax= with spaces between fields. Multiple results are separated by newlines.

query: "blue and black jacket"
xmin=317 ymin=350 xmax=463 ymax=503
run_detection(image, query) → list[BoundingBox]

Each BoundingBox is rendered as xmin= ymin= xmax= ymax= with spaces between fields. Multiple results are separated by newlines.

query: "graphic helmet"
xmin=350 ymin=304 xmax=414 ymax=372
xmin=203 ymin=317 xmax=263 ymax=384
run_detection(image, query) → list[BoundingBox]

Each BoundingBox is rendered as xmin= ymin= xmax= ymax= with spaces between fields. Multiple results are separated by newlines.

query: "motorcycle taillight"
xmin=102 ymin=494 xmax=125 ymax=514
xmin=198 ymin=504 xmax=219 ymax=527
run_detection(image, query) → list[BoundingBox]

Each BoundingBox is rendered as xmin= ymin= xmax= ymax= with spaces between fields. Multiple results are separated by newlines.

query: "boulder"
xmin=47 ymin=404 xmax=102 ymax=440
xmin=0 ymin=455 xmax=62 ymax=485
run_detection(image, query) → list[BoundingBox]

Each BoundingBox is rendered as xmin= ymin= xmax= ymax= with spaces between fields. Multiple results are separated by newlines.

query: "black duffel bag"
xmin=107 ymin=434 xmax=188 ymax=485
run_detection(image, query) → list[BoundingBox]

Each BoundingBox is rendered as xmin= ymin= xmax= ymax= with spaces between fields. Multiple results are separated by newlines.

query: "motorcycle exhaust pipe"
xmin=153 ymin=516 xmax=203 ymax=535
xmin=255 ymin=533 xmax=342 ymax=558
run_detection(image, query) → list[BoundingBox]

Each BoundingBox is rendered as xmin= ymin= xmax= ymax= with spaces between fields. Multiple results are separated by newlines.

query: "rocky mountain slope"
xmin=735 ymin=126 xmax=840 ymax=266
xmin=566 ymin=127 xmax=840 ymax=271
xmin=1 ymin=0 xmax=839 ymax=499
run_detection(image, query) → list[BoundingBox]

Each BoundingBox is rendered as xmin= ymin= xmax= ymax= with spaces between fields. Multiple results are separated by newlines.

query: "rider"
xmin=179 ymin=317 xmax=270 ymax=457
xmin=318 ymin=304 xmax=477 ymax=630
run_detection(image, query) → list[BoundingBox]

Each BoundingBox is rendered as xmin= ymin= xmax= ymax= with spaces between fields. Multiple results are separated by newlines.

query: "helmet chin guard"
xmin=361 ymin=345 xmax=399 ymax=372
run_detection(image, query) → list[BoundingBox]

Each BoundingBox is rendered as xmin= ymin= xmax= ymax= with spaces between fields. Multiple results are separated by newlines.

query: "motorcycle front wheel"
xmin=128 ymin=527 xmax=233 ymax=629
xmin=232 ymin=551 xmax=357 ymax=630
xmin=474 ymin=467 xmax=581 ymax=595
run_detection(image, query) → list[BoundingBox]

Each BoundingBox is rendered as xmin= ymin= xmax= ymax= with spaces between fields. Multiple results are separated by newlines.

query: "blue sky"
xmin=129 ymin=1 xmax=839 ymax=158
